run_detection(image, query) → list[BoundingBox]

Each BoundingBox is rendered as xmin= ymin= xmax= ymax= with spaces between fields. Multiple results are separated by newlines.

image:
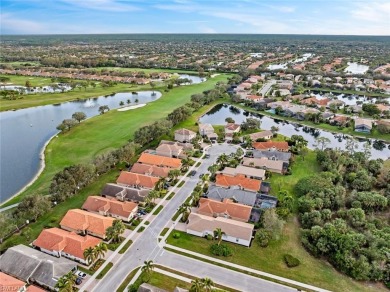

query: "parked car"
xmin=76 ymin=271 xmax=87 ymax=279
xmin=75 ymin=278 xmax=83 ymax=285
xmin=205 ymin=154 xmax=210 ymax=158
xmin=199 ymin=173 xmax=204 ymax=179
xmin=190 ymin=170 xmax=197 ymax=176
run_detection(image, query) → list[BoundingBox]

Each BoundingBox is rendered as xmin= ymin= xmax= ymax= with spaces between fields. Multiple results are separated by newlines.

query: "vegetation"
xmin=152 ymin=205 xmax=164 ymax=215
xmin=106 ymin=220 xmax=126 ymax=243
xmin=283 ymin=254 xmax=301 ymax=268
xmin=83 ymin=242 xmax=108 ymax=266
xmin=55 ymin=271 xmax=77 ymax=292
xmin=96 ymin=262 xmax=113 ymax=279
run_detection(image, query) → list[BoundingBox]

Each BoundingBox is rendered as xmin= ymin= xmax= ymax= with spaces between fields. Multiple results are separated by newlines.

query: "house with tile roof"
xmin=155 ymin=143 xmax=184 ymax=158
xmin=252 ymin=150 xmax=291 ymax=163
xmin=242 ymin=157 xmax=288 ymax=174
xmin=198 ymin=123 xmax=215 ymax=137
xmin=82 ymin=196 xmax=138 ymax=222
xmin=186 ymin=213 xmax=254 ymax=246
xmin=0 ymin=245 xmax=76 ymax=291
xmin=206 ymin=185 xmax=257 ymax=206
xmin=252 ymin=141 xmax=289 ymax=152
xmin=354 ymin=118 xmax=373 ymax=133
xmin=60 ymin=209 xmax=115 ymax=239
xmin=224 ymin=123 xmax=241 ymax=134
xmin=220 ymin=165 xmax=265 ymax=180
xmin=33 ymin=228 xmax=101 ymax=265
xmin=198 ymin=198 xmax=252 ymax=222
xmin=130 ymin=163 xmax=170 ymax=178
xmin=174 ymin=128 xmax=196 ymax=143
xmin=117 ymin=171 xmax=160 ymax=189
xmin=215 ymin=173 xmax=261 ymax=192
xmin=101 ymin=183 xmax=149 ymax=202
xmin=248 ymin=130 xmax=273 ymax=141
xmin=137 ymin=153 xmax=182 ymax=169
xmin=0 ymin=272 xmax=26 ymax=292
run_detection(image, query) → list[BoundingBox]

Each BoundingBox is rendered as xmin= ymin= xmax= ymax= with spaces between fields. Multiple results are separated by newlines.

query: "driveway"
xmin=82 ymin=143 xmax=295 ymax=292
xmin=258 ymin=80 xmax=276 ymax=96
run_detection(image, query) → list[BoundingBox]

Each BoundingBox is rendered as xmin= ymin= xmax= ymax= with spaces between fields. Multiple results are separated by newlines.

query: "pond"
xmin=199 ymin=104 xmax=390 ymax=160
xmin=311 ymin=91 xmax=383 ymax=106
xmin=344 ymin=62 xmax=369 ymax=74
xmin=2 ymin=84 xmax=72 ymax=94
xmin=0 ymin=91 xmax=161 ymax=203
xmin=178 ymin=74 xmax=206 ymax=84
xmin=267 ymin=53 xmax=313 ymax=70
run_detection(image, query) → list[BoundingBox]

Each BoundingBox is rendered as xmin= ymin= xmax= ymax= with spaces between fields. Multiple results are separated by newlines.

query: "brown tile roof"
xmin=252 ymin=141 xmax=289 ymax=151
xmin=216 ymin=174 xmax=261 ymax=192
xmin=116 ymin=171 xmax=159 ymax=189
xmin=225 ymin=123 xmax=240 ymax=131
xmin=0 ymin=272 xmax=25 ymax=291
xmin=187 ymin=213 xmax=254 ymax=241
xmin=33 ymin=228 xmax=101 ymax=260
xmin=198 ymin=198 xmax=252 ymax=222
xmin=82 ymin=196 xmax=137 ymax=219
xmin=138 ymin=153 xmax=181 ymax=168
xmin=249 ymin=130 xmax=273 ymax=141
xmin=174 ymin=128 xmax=196 ymax=136
xmin=60 ymin=209 xmax=115 ymax=238
xmin=130 ymin=163 xmax=170 ymax=177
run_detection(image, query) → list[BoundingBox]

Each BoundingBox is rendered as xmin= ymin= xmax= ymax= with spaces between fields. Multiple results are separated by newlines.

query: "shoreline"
xmin=117 ymin=103 xmax=146 ymax=111
xmin=0 ymin=132 xmax=58 ymax=207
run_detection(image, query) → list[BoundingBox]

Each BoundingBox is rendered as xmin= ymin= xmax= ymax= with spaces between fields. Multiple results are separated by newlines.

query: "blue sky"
xmin=1 ymin=0 xmax=389 ymax=35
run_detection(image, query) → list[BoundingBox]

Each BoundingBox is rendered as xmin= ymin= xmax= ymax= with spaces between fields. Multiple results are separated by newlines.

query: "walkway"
xmin=258 ymin=80 xmax=276 ymax=96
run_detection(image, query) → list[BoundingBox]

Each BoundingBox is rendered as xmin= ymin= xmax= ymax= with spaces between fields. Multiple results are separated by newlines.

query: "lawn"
xmin=96 ymin=66 xmax=200 ymax=75
xmin=1 ymin=73 xmax=230 ymax=207
xmin=167 ymin=227 xmax=383 ymax=292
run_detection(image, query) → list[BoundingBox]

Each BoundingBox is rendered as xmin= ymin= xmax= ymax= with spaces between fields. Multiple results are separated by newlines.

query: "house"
xmin=242 ymin=157 xmax=288 ymax=174
xmin=354 ymin=118 xmax=373 ymax=133
xmin=252 ymin=150 xmax=291 ymax=163
xmin=159 ymin=140 xmax=194 ymax=151
xmin=137 ymin=153 xmax=182 ymax=169
xmin=33 ymin=228 xmax=101 ymax=265
xmin=82 ymin=196 xmax=138 ymax=222
xmin=101 ymin=183 xmax=149 ymax=202
xmin=330 ymin=115 xmax=349 ymax=126
xmin=0 ymin=272 xmax=26 ymax=292
xmin=245 ymin=95 xmax=262 ymax=102
xmin=174 ymin=128 xmax=196 ymax=143
xmin=198 ymin=198 xmax=252 ymax=222
xmin=206 ymin=185 xmax=257 ymax=206
xmin=138 ymin=283 xmax=168 ymax=292
xmin=224 ymin=123 xmax=241 ymax=134
xmin=0 ymin=245 xmax=76 ymax=291
xmin=155 ymin=143 xmax=184 ymax=158
xmin=117 ymin=171 xmax=159 ymax=189
xmin=248 ymin=130 xmax=273 ymax=141
xmin=60 ymin=209 xmax=115 ymax=239
xmin=199 ymin=123 xmax=215 ymax=136
xmin=215 ymin=173 xmax=261 ymax=192
xmin=220 ymin=165 xmax=265 ymax=180
xmin=130 ymin=163 xmax=170 ymax=178
xmin=186 ymin=213 xmax=254 ymax=246
xmin=252 ymin=141 xmax=289 ymax=152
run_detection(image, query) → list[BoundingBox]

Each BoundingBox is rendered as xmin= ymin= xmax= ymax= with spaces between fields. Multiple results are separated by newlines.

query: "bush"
xmin=283 ymin=254 xmax=300 ymax=268
xmin=173 ymin=232 xmax=181 ymax=239
xmin=256 ymin=229 xmax=271 ymax=247
xmin=206 ymin=234 xmax=213 ymax=240
xmin=210 ymin=244 xmax=233 ymax=257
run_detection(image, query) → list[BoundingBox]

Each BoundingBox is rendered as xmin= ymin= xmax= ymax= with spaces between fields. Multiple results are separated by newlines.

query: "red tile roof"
xmin=252 ymin=141 xmax=289 ymax=151
xmin=198 ymin=198 xmax=252 ymax=222
xmin=33 ymin=228 xmax=101 ymax=260
xmin=60 ymin=209 xmax=115 ymax=238
xmin=82 ymin=196 xmax=138 ymax=219
xmin=0 ymin=272 xmax=25 ymax=291
xmin=216 ymin=174 xmax=261 ymax=192
xmin=138 ymin=153 xmax=181 ymax=168
xmin=116 ymin=171 xmax=159 ymax=189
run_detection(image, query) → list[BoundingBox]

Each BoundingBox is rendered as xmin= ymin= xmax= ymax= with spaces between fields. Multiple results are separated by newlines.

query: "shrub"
xmin=210 ymin=244 xmax=233 ymax=257
xmin=256 ymin=229 xmax=271 ymax=247
xmin=206 ymin=234 xmax=213 ymax=240
xmin=284 ymin=254 xmax=300 ymax=268
xmin=173 ymin=232 xmax=181 ymax=239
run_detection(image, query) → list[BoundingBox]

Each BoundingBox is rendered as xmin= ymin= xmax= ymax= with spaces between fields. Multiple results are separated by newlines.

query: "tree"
xmin=262 ymin=209 xmax=284 ymax=240
xmin=225 ymin=117 xmax=235 ymax=123
xmin=190 ymin=279 xmax=204 ymax=292
xmin=126 ymin=99 xmax=131 ymax=105
xmin=150 ymin=81 xmax=156 ymax=93
xmin=72 ymin=111 xmax=87 ymax=123
xmin=200 ymin=277 xmax=214 ymax=292
xmin=256 ymin=229 xmax=271 ymax=247
xmin=119 ymin=101 xmax=124 ymax=106
xmin=148 ymin=189 xmax=160 ymax=204
xmin=178 ymin=202 xmax=191 ymax=222
xmin=14 ymin=194 xmax=51 ymax=221
xmin=168 ymin=169 xmax=181 ymax=182
xmin=55 ymin=271 xmax=77 ymax=292
xmin=105 ymin=219 xmax=125 ymax=243
xmin=270 ymin=126 xmax=279 ymax=135
xmin=241 ymin=118 xmax=260 ymax=131
xmin=94 ymin=242 xmax=108 ymax=260
xmin=155 ymin=177 xmax=167 ymax=191
xmin=207 ymin=164 xmax=219 ymax=176
xmin=25 ymin=80 xmax=32 ymax=89
xmin=213 ymin=227 xmax=226 ymax=246
xmin=98 ymin=105 xmax=110 ymax=114
xmin=83 ymin=247 xmax=96 ymax=266
xmin=315 ymin=137 xmax=331 ymax=150
xmin=141 ymin=260 xmax=154 ymax=282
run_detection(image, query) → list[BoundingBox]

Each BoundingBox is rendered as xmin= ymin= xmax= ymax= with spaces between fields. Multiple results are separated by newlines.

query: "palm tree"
xmin=94 ymin=242 xmax=108 ymax=260
xmin=207 ymin=164 xmax=219 ymax=175
xmin=216 ymin=154 xmax=228 ymax=166
xmin=213 ymin=228 xmax=226 ymax=246
xmin=178 ymin=202 xmax=191 ymax=222
xmin=190 ymin=278 xmax=204 ymax=292
xmin=181 ymin=158 xmax=192 ymax=172
xmin=141 ymin=260 xmax=154 ymax=282
xmin=55 ymin=271 xmax=77 ymax=292
xmin=168 ymin=169 xmax=181 ymax=182
xmin=83 ymin=247 xmax=96 ymax=266
xmin=200 ymin=277 xmax=214 ymax=292
xmin=148 ymin=189 xmax=160 ymax=204
xmin=106 ymin=219 xmax=125 ymax=243
xmin=155 ymin=177 xmax=167 ymax=191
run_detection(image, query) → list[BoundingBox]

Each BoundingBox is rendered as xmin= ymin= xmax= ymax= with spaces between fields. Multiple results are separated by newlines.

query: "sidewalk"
xmin=164 ymin=244 xmax=330 ymax=292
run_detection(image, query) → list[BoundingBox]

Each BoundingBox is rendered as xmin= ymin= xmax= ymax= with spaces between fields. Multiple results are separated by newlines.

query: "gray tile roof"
xmin=252 ymin=150 xmax=291 ymax=163
xmin=206 ymin=185 xmax=256 ymax=206
xmin=138 ymin=283 xmax=168 ymax=292
xmin=101 ymin=183 xmax=149 ymax=202
xmin=0 ymin=245 xmax=76 ymax=290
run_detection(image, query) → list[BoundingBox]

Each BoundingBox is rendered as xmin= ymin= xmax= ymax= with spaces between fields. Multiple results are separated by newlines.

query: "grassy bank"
xmin=1 ymin=74 xmax=230 ymax=208
xmin=306 ymin=87 xmax=390 ymax=98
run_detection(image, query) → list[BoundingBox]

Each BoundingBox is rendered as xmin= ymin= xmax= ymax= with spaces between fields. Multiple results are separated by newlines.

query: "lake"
xmin=0 ymin=91 xmax=161 ymax=203
xmin=344 ymin=62 xmax=369 ymax=74
xmin=312 ymin=91 xmax=382 ymax=106
xmin=267 ymin=53 xmax=313 ymax=70
xmin=199 ymin=104 xmax=390 ymax=160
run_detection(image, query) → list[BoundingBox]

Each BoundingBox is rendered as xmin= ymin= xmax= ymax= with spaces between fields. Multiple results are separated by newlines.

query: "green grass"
xmin=144 ymin=221 xmax=150 ymax=225
xmin=167 ymin=228 xmax=383 ymax=292
xmin=148 ymin=271 xmax=192 ymax=291
xmin=116 ymin=268 xmax=140 ymax=292
xmin=119 ymin=240 xmax=133 ymax=254
xmin=0 ymin=74 xmax=56 ymax=87
xmin=1 ymin=74 xmax=230 ymax=208
xmin=195 ymin=162 xmax=201 ymax=167
xmin=137 ymin=226 xmax=145 ymax=233
xmin=107 ymin=237 xmax=125 ymax=251
xmin=152 ymin=205 xmax=163 ymax=215
xmin=160 ymin=228 xmax=169 ymax=237
xmin=77 ymin=265 xmax=94 ymax=276
xmin=96 ymin=262 xmax=113 ymax=279
xmin=166 ymin=192 xmax=175 ymax=200
xmin=0 ymin=169 xmax=119 ymax=251
xmin=178 ymin=181 xmax=185 ymax=188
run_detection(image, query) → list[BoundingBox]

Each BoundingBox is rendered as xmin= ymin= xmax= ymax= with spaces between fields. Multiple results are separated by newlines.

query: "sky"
xmin=1 ymin=0 xmax=389 ymax=35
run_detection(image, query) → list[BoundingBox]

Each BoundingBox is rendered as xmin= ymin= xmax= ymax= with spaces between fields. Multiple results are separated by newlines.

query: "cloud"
xmin=351 ymin=1 xmax=390 ymax=23
xmin=154 ymin=3 xmax=198 ymax=12
xmin=1 ymin=13 xmax=43 ymax=34
xmin=60 ymin=0 xmax=140 ymax=12
xmin=265 ymin=5 xmax=295 ymax=13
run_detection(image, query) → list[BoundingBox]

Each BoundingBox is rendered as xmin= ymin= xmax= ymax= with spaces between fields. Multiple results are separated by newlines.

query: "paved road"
xmin=83 ymin=143 xmax=304 ymax=292
xmin=258 ymin=80 xmax=276 ymax=96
